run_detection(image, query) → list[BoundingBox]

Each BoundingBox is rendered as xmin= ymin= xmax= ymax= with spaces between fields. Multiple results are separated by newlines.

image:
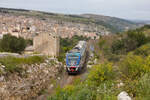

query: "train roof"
xmin=67 ymin=41 xmax=87 ymax=54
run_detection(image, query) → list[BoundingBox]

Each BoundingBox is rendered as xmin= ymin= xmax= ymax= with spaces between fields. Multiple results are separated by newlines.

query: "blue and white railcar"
xmin=66 ymin=41 xmax=87 ymax=74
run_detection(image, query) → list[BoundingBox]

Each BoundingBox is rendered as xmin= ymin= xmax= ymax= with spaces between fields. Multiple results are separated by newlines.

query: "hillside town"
xmin=0 ymin=13 xmax=110 ymax=40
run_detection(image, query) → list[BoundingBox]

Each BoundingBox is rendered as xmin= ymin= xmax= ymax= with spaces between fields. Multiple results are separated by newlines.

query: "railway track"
xmin=36 ymin=41 xmax=91 ymax=100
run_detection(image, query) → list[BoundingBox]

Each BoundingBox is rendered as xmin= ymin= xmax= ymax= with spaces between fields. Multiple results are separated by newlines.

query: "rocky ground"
xmin=0 ymin=57 xmax=63 ymax=100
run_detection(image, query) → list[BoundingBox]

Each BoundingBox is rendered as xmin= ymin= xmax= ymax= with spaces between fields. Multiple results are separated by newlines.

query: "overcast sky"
xmin=0 ymin=0 xmax=150 ymax=20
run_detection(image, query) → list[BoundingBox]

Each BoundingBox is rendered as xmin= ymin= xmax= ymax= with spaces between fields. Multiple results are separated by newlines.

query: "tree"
xmin=0 ymin=34 xmax=26 ymax=53
xmin=111 ymin=28 xmax=150 ymax=54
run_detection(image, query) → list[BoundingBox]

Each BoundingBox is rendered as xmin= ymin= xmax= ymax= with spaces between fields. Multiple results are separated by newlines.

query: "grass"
xmin=0 ymin=56 xmax=46 ymax=73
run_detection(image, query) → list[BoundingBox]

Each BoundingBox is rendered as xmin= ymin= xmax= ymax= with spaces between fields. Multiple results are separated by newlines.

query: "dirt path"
xmin=59 ymin=69 xmax=88 ymax=88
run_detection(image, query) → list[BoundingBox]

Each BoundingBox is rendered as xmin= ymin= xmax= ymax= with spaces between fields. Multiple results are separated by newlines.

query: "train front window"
xmin=67 ymin=56 xmax=79 ymax=66
xmin=68 ymin=58 xmax=78 ymax=66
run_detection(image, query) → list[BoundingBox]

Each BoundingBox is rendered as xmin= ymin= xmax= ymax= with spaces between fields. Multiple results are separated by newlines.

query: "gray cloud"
xmin=0 ymin=0 xmax=150 ymax=20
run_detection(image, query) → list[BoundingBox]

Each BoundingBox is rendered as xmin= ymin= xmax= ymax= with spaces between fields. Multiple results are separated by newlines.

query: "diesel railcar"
xmin=66 ymin=41 xmax=87 ymax=74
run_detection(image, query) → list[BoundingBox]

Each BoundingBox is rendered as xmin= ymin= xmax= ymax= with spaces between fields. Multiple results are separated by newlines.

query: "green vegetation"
xmin=134 ymin=43 xmax=150 ymax=56
xmin=0 ymin=34 xmax=33 ymax=53
xmin=48 ymin=84 xmax=96 ymax=100
xmin=112 ymin=29 xmax=150 ymax=54
xmin=119 ymin=55 xmax=145 ymax=80
xmin=58 ymin=35 xmax=89 ymax=63
xmin=0 ymin=34 xmax=27 ymax=53
xmin=0 ymin=56 xmax=45 ymax=73
xmin=48 ymin=63 xmax=118 ymax=100
xmin=48 ymin=25 xmax=150 ymax=99
xmin=118 ymin=54 xmax=150 ymax=97
xmin=25 ymin=39 xmax=33 ymax=46
xmin=87 ymin=63 xmax=115 ymax=86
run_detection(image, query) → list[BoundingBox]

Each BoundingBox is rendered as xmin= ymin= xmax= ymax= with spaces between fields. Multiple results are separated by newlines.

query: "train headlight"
xmin=76 ymin=67 xmax=78 ymax=71
xmin=68 ymin=68 xmax=70 ymax=71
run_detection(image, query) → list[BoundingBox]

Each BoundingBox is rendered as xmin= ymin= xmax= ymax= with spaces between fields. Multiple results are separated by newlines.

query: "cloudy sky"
xmin=0 ymin=0 xmax=150 ymax=20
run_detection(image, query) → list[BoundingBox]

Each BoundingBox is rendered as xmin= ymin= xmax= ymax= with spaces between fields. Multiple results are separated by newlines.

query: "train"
xmin=66 ymin=41 xmax=87 ymax=74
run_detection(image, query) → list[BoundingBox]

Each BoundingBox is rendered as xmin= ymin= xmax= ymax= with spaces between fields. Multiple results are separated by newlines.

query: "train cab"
xmin=66 ymin=41 xmax=87 ymax=74
xmin=66 ymin=53 xmax=81 ymax=73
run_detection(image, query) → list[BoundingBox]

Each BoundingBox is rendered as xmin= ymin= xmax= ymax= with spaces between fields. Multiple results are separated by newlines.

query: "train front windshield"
xmin=66 ymin=54 xmax=80 ymax=66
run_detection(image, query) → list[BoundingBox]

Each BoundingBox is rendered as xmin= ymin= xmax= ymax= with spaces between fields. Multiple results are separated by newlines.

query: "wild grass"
xmin=0 ymin=56 xmax=45 ymax=73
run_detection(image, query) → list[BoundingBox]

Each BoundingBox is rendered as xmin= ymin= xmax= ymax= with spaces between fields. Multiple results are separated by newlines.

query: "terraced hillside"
xmin=81 ymin=14 xmax=138 ymax=32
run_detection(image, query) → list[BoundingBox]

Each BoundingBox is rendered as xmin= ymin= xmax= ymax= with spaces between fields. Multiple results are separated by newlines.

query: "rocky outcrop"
xmin=118 ymin=91 xmax=132 ymax=100
xmin=0 ymin=57 xmax=63 ymax=100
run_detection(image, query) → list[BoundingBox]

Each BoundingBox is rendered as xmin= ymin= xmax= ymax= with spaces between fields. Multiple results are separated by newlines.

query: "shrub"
xmin=23 ymin=56 xmax=46 ymax=64
xmin=144 ymin=55 xmax=150 ymax=73
xmin=48 ymin=85 xmax=96 ymax=100
xmin=57 ymin=53 xmax=65 ymax=63
xmin=96 ymin=80 xmax=118 ymax=100
xmin=119 ymin=54 xmax=147 ymax=80
xmin=126 ymin=30 xmax=148 ymax=47
xmin=75 ymin=88 xmax=96 ymax=100
xmin=107 ymin=54 xmax=123 ymax=62
xmin=136 ymin=73 xmax=150 ymax=98
xmin=111 ymin=39 xmax=125 ymax=54
xmin=118 ymin=54 xmax=150 ymax=97
xmin=87 ymin=63 xmax=115 ymax=86
xmin=134 ymin=43 xmax=150 ymax=56
xmin=111 ymin=29 xmax=150 ymax=54
xmin=0 ymin=34 xmax=26 ymax=53
xmin=0 ymin=56 xmax=45 ymax=73
xmin=25 ymin=39 xmax=33 ymax=46
xmin=122 ymin=73 xmax=150 ymax=98
xmin=140 ymin=25 xmax=150 ymax=30
xmin=98 ymin=39 xmax=106 ymax=49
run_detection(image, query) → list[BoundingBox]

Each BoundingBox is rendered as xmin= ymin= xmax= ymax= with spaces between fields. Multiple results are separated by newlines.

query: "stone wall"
xmin=33 ymin=33 xmax=59 ymax=57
